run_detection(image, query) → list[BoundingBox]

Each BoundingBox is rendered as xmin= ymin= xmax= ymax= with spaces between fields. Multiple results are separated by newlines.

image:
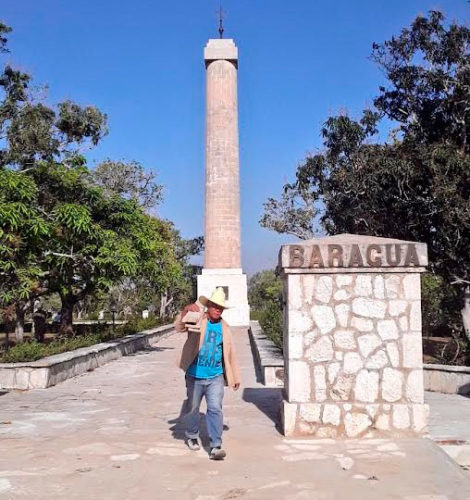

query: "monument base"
xmin=282 ymin=400 xmax=429 ymax=438
xmin=197 ymin=268 xmax=250 ymax=327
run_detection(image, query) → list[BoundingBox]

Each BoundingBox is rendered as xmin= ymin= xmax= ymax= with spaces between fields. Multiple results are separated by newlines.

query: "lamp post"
xmin=109 ymin=299 xmax=117 ymax=334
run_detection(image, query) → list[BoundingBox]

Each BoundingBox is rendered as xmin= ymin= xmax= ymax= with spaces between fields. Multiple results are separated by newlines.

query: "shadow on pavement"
xmin=242 ymin=387 xmax=283 ymax=434
xmin=167 ymin=392 xmax=230 ymax=451
xmin=457 ymin=383 xmax=470 ymax=398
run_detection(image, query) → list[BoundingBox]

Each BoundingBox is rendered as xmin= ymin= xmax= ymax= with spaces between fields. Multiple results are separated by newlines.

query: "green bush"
xmin=259 ymin=302 xmax=283 ymax=351
xmin=117 ymin=315 xmax=171 ymax=337
xmin=421 ymin=273 xmax=446 ymax=335
xmin=1 ymin=340 xmax=44 ymax=363
xmin=250 ymin=310 xmax=263 ymax=321
xmin=0 ymin=315 xmax=171 ymax=363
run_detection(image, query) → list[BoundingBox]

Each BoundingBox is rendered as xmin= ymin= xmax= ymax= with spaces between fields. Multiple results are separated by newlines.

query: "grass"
xmin=0 ymin=315 xmax=172 ymax=363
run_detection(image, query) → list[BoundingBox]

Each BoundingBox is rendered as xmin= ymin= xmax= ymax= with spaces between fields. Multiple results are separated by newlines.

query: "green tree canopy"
xmin=261 ymin=10 xmax=470 ymax=336
xmin=0 ymin=24 xmax=181 ymax=339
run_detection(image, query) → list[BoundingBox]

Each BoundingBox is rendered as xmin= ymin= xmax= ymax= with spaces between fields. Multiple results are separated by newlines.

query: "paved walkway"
xmin=1 ymin=329 xmax=470 ymax=499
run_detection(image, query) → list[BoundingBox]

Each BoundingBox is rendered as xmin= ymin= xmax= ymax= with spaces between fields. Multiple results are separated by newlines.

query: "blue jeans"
xmin=184 ymin=374 xmax=225 ymax=448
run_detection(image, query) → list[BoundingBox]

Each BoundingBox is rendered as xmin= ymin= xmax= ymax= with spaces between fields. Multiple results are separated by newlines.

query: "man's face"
xmin=207 ymin=301 xmax=224 ymax=321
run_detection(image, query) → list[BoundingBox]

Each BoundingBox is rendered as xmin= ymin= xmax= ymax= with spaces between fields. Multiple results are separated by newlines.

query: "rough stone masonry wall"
xmin=282 ymin=272 xmax=429 ymax=438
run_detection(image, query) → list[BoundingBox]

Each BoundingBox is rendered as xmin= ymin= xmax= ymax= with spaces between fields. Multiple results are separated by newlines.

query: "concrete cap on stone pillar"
xmin=204 ymin=39 xmax=238 ymax=66
xmin=279 ymin=234 xmax=428 ymax=274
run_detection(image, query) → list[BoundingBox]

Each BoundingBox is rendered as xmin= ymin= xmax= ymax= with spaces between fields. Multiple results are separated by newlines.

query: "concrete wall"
xmin=423 ymin=364 xmax=470 ymax=395
xmin=0 ymin=325 xmax=174 ymax=390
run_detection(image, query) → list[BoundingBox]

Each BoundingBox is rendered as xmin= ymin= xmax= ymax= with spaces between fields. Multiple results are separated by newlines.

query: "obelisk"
xmin=197 ymin=37 xmax=249 ymax=326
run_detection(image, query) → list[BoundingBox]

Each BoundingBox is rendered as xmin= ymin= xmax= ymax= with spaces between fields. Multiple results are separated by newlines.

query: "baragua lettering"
xmin=288 ymin=243 xmax=420 ymax=268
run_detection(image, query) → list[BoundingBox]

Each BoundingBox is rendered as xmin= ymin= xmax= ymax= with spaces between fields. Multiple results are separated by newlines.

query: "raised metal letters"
xmin=288 ymin=243 xmax=421 ymax=268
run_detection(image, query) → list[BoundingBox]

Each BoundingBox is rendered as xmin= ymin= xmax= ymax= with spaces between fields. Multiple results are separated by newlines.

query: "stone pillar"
xmin=197 ymin=38 xmax=249 ymax=326
xmin=279 ymin=234 xmax=429 ymax=438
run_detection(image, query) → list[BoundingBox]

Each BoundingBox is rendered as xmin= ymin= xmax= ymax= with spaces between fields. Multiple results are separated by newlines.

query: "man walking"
xmin=174 ymin=287 xmax=240 ymax=460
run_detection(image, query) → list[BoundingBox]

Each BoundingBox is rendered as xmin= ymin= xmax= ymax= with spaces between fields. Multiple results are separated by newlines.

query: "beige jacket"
xmin=174 ymin=311 xmax=240 ymax=388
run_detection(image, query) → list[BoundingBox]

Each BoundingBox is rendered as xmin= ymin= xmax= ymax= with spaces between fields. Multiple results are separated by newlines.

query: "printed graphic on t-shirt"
xmin=187 ymin=321 xmax=223 ymax=379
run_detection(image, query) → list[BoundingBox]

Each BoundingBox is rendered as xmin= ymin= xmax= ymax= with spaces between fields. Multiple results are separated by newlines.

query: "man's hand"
xmin=181 ymin=303 xmax=200 ymax=318
xmin=232 ymin=383 xmax=240 ymax=391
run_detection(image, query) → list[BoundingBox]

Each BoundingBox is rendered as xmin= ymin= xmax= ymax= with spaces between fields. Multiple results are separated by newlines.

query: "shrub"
xmin=421 ymin=273 xmax=446 ymax=336
xmin=0 ymin=315 xmax=171 ymax=363
xmin=259 ymin=302 xmax=283 ymax=351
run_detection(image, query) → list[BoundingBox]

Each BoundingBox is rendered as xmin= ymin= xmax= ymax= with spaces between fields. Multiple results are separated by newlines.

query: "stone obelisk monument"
xmin=197 ymin=36 xmax=249 ymax=326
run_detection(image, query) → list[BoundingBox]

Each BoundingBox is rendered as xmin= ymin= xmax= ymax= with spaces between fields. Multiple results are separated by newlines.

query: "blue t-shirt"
xmin=186 ymin=320 xmax=223 ymax=379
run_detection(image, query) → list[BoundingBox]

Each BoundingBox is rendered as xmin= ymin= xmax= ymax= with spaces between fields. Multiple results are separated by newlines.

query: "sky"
xmin=2 ymin=0 xmax=469 ymax=276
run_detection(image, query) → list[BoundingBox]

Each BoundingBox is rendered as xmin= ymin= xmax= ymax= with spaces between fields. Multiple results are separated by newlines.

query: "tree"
xmin=31 ymin=158 xmax=180 ymax=335
xmin=93 ymin=160 xmax=163 ymax=211
xmin=248 ymin=270 xmax=282 ymax=312
xmin=158 ymin=226 xmax=204 ymax=318
xmin=371 ymin=10 xmax=470 ymax=153
xmin=248 ymin=269 xmax=283 ymax=349
xmin=92 ymin=160 xmax=203 ymax=318
xmin=0 ymin=24 xmax=181 ymax=339
xmin=261 ymin=11 xmax=470 ymax=338
xmin=0 ymin=169 xmax=50 ymax=341
xmin=0 ymin=23 xmax=108 ymax=340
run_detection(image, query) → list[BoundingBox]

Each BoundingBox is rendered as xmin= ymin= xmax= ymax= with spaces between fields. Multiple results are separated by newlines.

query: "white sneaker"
xmin=186 ymin=438 xmax=200 ymax=451
xmin=209 ymin=447 xmax=226 ymax=460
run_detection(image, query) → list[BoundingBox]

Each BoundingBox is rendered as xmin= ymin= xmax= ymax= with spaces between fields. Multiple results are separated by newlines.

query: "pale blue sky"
xmin=2 ymin=1 xmax=469 ymax=275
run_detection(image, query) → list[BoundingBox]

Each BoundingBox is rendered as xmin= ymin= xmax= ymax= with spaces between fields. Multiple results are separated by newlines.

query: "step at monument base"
xmin=282 ymin=401 xmax=429 ymax=438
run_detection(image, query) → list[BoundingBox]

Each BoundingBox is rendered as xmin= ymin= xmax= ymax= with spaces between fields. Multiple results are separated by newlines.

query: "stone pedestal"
xmin=279 ymin=234 xmax=429 ymax=438
xmin=197 ymin=268 xmax=249 ymax=327
xmin=197 ymin=38 xmax=249 ymax=326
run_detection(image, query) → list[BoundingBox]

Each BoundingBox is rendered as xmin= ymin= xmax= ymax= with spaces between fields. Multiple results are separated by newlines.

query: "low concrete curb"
xmin=423 ymin=363 xmax=470 ymax=395
xmin=0 ymin=324 xmax=174 ymax=390
xmin=249 ymin=320 xmax=284 ymax=387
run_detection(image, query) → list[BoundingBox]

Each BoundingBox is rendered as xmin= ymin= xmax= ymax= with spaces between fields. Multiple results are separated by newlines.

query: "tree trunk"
xmin=462 ymin=286 xmax=470 ymax=342
xmin=59 ymin=294 xmax=76 ymax=337
xmin=159 ymin=291 xmax=174 ymax=318
xmin=14 ymin=303 xmax=25 ymax=344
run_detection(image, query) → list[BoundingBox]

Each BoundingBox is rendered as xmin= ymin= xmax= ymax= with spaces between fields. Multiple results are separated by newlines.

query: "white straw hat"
xmin=198 ymin=287 xmax=230 ymax=309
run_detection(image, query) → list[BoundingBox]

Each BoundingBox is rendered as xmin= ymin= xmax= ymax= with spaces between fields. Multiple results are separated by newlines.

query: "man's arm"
xmin=174 ymin=302 xmax=203 ymax=333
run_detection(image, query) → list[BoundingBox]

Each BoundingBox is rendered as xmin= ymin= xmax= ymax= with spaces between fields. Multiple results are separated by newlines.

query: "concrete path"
xmin=426 ymin=391 xmax=470 ymax=470
xmin=1 ymin=329 xmax=469 ymax=499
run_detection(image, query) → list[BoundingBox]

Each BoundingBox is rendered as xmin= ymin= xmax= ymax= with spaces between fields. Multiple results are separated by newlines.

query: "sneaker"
xmin=209 ymin=447 xmax=226 ymax=460
xmin=186 ymin=438 xmax=200 ymax=451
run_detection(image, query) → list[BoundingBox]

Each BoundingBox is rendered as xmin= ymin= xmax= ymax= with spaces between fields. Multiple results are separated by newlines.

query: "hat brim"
xmin=198 ymin=295 xmax=231 ymax=309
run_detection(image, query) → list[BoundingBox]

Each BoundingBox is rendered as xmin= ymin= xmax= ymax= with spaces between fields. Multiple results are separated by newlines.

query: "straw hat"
xmin=199 ymin=287 xmax=230 ymax=309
